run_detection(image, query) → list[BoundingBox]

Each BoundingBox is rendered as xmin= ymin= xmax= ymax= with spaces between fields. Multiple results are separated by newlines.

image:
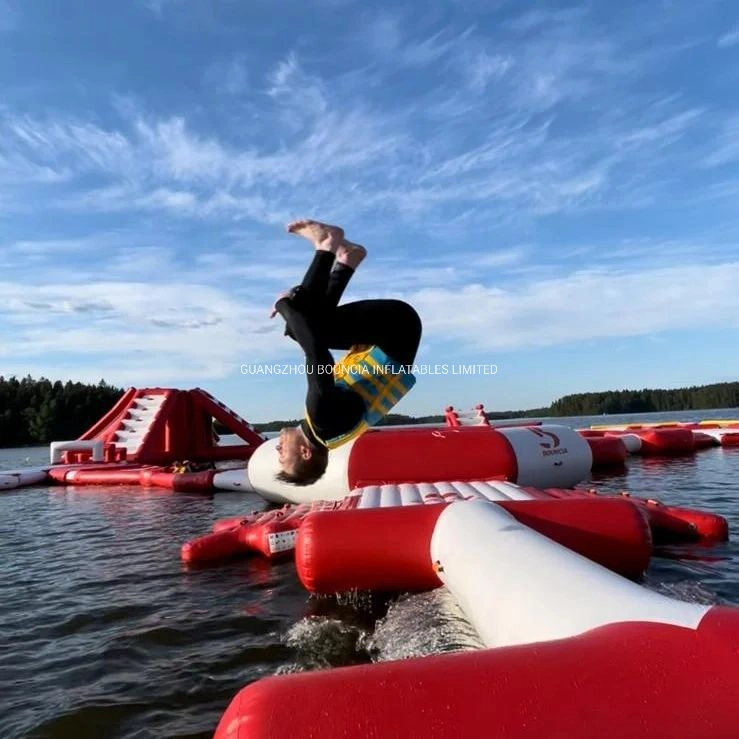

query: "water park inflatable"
xmin=587 ymin=419 xmax=739 ymax=449
xmin=0 ymin=387 xmax=265 ymax=492
xmin=182 ymin=485 xmax=656 ymax=578
xmin=181 ymin=475 xmax=727 ymax=570
xmin=246 ymin=423 xmax=593 ymax=504
xmin=213 ymin=500 xmax=739 ymax=739
xmin=2 ymin=390 xmax=736 ymax=736
xmin=2 ymin=390 xmax=737 ymax=495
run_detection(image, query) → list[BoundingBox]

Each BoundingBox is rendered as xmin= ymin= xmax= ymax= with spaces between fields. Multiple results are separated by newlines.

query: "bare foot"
xmin=286 ymin=219 xmax=345 ymax=252
xmin=335 ymin=239 xmax=367 ymax=270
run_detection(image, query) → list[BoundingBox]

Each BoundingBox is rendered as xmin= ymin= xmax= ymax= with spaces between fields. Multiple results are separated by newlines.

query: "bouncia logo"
xmin=528 ymin=427 xmax=569 ymax=457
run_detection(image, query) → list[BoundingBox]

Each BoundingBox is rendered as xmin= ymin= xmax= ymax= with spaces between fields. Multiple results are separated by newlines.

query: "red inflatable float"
xmin=213 ymin=607 xmax=739 ymax=739
xmin=584 ymin=436 xmax=627 ymax=468
xmin=213 ymin=495 xmax=738 ymax=739
xmin=296 ymin=497 xmax=652 ymax=593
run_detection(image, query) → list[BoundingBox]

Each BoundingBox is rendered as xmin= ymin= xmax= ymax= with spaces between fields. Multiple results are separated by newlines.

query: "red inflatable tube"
xmin=238 ymin=515 xmax=304 ymax=559
xmin=297 ymin=504 xmax=446 ymax=594
xmin=62 ymin=466 xmax=153 ymax=485
xmin=635 ymin=503 xmax=698 ymax=544
xmin=539 ymin=487 xmax=726 ymax=544
xmin=585 ymin=436 xmax=627 ymax=468
xmin=144 ymin=470 xmax=216 ymax=492
xmin=213 ymin=515 xmax=251 ymax=534
xmin=348 ymin=426 xmax=518 ymax=487
xmin=612 ymin=493 xmax=728 ymax=542
xmin=46 ymin=465 xmax=111 ymax=484
xmin=637 ymin=428 xmax=695 ymax=455
xmin=296 ymin=498 xmax=652 ymax=594
xmin=184 ymin=506 xmax=312 ymax=564
xmin=181 ymin=527 xmax=245 ymax=564
xmin=649 ymin=503 xmax=729 ymax=542
xmin=212 ymin=508 xmax=285 ymax=535
xmin=692 ymin=431 xmax=719 ymax=449
xmin=214 ymin=607 xmax=739 ymax=739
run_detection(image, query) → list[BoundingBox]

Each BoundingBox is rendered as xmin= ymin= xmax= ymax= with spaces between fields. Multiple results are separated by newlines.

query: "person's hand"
xmin=269 ymin=290 xmax=291 ymax=318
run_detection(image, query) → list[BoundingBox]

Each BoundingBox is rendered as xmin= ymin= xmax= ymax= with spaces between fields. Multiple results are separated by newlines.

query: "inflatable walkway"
xmin=181 ymin=476 xmax=728 ymax=567
xmin=213 ymin=500 xmax=739 ymax=739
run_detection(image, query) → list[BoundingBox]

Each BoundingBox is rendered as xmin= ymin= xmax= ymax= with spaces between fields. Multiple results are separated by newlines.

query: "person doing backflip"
xmin=270 ymin=219 xmax=422 ymax=485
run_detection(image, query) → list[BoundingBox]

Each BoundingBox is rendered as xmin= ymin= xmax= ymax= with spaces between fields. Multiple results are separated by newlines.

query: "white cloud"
xmin=410 ymin=261 xmax=739 ymax=353
xmin=505 ymin=7 xmax=590 ymax=33
xmin=5 ymin=236 xmax=739 ymax=387
xmin=0 ymin=276 xmax=288 ymax=385
xmin=360 ymin=10 xmax=406 ymax=59
xmin=0 ymin=8 xmax=733 ymax=240
xmin=702 ymin=115 xmax=739 ymax=167
xmin=0 ymin=83 xmax=713 ymax=236
xmin=717 ymin=26 xmax=739 ymax=48
xmin=400 ymin=26 xmax=477 ymax=68
xmin=464 ymin=50 xmax=514 ymax=92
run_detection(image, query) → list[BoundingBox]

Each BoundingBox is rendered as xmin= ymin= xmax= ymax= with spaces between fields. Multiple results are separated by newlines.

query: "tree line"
xmin=0 ymin=376 xmax=124 ymax=448
xmin=1 ymin=376 xmax=737 ymax=447
xmin=549 ymin=382 xmax=739 ymax=417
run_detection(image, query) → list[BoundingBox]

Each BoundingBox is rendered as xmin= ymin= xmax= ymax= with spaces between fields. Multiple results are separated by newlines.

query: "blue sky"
xmin=2 ymin=0 xmax=739 ymax=422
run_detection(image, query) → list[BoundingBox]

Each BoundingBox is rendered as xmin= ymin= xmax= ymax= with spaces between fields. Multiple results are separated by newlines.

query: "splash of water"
xmin=276 ymin=615 xmax=371 ymax=674
xmin=367 ymin=588 xmax=484 ymax=661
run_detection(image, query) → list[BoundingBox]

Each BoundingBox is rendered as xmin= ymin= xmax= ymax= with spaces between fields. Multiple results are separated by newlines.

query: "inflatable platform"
xmin=213 ymin=499 xmax=739 ymax=739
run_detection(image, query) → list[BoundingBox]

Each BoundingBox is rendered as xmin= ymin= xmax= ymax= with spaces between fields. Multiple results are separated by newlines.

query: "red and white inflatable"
xmin=585 ymin=420 xmax=739 ymax=450
xmin=180 ymin=474 xmax=727 ymax=567
xmin=246 ymin=425 xmax=593 ymax=504
xmin=295 ymin=496 xmax=653 ymax=590
xmin=213 ymin=500 xmax=739 ymax=739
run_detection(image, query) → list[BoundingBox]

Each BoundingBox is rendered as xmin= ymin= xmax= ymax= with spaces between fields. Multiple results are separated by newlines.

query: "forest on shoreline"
xmin=1 ymin=375 xmax=738 ymax=447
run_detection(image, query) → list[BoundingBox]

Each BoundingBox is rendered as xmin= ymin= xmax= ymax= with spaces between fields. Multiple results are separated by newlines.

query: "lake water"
xmin=1 ymin=409 xmax=738 ymax=738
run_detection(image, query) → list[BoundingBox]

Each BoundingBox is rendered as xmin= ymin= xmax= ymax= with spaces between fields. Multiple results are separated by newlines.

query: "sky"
xmin=2 ymin=0 xmax=739 ymax=423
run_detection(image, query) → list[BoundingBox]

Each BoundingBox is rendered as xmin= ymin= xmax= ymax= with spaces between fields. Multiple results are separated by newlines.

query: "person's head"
xmin=275 ymin=426 xmax=329 ymax=485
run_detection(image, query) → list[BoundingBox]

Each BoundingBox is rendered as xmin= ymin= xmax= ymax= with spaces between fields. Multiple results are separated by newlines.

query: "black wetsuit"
xmin=275 ymin=251 xmax=422 ymax=448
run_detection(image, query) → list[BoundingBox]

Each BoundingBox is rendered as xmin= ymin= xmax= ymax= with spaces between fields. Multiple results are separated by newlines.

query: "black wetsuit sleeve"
xmin=275 ymin=288 xmax=365 ymax=445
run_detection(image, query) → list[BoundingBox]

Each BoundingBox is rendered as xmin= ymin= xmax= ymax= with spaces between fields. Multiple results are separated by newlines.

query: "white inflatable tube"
xmin=0 ymin=468 xmax=49 ymax=490
xmin=0 ymin=474 xmax=17 ymax=490
xmin=429 ymin=500 xmax=709 ymax=649
xmin=246 ymin=424 xmax=592 ymax=505
xmin=50 ymin=440 xmax=104 ymax=464
xmin=246 ymin=436 xmax=356 ymax=504
xmin=484 ymin=480 xmax=537 ymax=501
xmin=350 ymin=480 xmax=538 ymax=507
xmin=212 ymin=468 xmax=256 ymax=493
xmin=618 ymin=433 xmax=642 ymax=453
xmin=497 ymin=426 xmax=592 ymax=488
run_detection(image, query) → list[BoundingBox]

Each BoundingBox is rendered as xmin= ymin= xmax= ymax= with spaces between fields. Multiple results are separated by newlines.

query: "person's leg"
xmin=325 ymin=239 xmax=367 ymax=309
xmin=287 ymin=220 xmax=344 ymax=298
xmin=325 ymin=299 xmax=422 ymax=367
xmin=299 ymin=250 xmax=336 ymax=300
